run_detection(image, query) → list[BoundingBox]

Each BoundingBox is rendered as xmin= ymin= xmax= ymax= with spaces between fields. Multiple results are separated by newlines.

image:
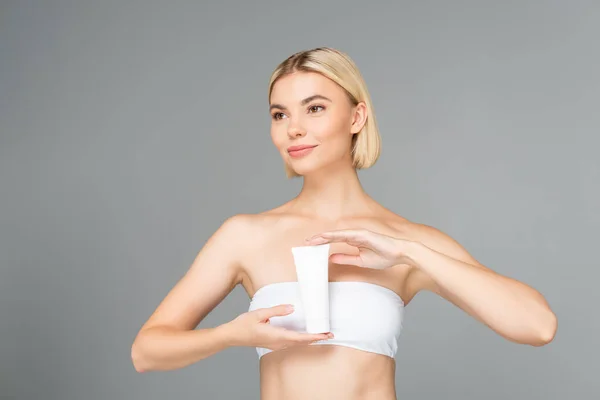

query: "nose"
xmin=287 ymin=119 xmax=306 ymax=138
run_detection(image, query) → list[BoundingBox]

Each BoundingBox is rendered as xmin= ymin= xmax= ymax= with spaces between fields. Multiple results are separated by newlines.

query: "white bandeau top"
xmin=248 ymin=281 xmax=405 ymax=359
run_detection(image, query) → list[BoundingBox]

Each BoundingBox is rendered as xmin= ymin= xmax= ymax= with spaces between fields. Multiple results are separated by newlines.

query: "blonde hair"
xmin=268 ymin=47 xmax=381 ymax=178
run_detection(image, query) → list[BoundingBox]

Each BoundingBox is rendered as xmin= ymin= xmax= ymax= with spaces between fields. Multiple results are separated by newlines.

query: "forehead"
xmin=270 ymin=71 xmax=344 ymax=103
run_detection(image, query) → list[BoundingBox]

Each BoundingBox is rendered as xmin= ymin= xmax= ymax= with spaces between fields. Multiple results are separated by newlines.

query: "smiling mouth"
xmin=288 ymin=145 xmax=317 ymax=158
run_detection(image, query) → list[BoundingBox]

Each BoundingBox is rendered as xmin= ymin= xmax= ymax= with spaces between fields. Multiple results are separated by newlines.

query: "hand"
xmin=226 ymin=304 xmax=334 ymax=350
xmin=305 ymin=229 xmax=419 ymax=270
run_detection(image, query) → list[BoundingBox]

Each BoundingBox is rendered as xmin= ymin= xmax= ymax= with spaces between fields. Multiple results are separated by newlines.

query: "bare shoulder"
xmin=398 ymin=220 xmax=482 ymax=267
xmin=214 ymin=212 xmax=279 ymax=259
xmin=217 ymin=213 xmax=260 ymax=239
xmin=381 ymin=212 xmax=486 ymax=297
xmin=218 ymin=211 xmax=282 ymax=237
xmin=220 ymin=209 xmax=290 ymax=257
xmin=228 ymin=208 xmax=290 ymax=231
xmin=133 ymin=213 xmax=259 ymax=334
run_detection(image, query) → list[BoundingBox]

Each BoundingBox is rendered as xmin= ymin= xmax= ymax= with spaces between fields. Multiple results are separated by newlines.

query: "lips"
xmin=287 ymin=144 xmax=318 ymax=152
xmin=287 ymin=144 xmax=318 ymax=158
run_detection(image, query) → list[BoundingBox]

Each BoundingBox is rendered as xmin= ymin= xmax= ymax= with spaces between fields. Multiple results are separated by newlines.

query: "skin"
xmin=130 ymin=71 xmax=557 ymax=400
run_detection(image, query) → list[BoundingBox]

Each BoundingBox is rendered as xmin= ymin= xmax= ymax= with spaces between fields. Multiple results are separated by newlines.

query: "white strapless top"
xmin=248 ymin=281 xmax=405 ymax=359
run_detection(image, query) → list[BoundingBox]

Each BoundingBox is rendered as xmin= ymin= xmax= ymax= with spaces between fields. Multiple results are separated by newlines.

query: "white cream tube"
xmin=291 ymin=243 xmax=331 ymax=334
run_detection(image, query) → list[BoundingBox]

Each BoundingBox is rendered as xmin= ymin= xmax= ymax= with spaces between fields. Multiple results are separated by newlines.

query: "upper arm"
xmin=405 ymin=223 xmax=488 ymax=297
xmin=136 ymin=214 xmax=250 ymax=333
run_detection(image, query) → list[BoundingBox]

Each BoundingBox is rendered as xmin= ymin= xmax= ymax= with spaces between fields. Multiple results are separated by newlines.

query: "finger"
xmin=305 ymin=229 xmax=369 ymax=246
xmin=254 ymin=304 xmax=294 ymax=321
xmin=287 ymin=331 xmax=334 ymax=343
xmin=329 ymin=253 xmax=363 ymax=267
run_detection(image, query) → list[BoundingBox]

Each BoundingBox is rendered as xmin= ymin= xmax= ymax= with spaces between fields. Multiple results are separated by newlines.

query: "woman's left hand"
xmin=305 ymin=229 xmax=421 ymax=270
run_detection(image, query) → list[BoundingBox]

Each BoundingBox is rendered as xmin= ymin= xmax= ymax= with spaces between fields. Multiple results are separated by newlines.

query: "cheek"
xmin=270 ymin=125 xmax=285 ymax=150
xmin=311 ymin=112 xmax=351 ymax=143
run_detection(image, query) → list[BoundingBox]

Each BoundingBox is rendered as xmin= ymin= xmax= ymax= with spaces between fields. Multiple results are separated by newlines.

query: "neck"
xmin=290 ymin=163 xmax=373 ymax=220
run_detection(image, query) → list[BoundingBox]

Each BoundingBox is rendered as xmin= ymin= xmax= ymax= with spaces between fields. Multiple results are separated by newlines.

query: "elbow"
xmin=131 ymin=336 xmax=154 ymax=373
xmin=131 ymin=342 xmax=146 ymax=373
xmin=530 ymin=310 xmax=558 ymax=347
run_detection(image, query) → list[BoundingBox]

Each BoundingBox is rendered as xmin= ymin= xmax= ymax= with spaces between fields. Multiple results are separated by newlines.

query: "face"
xmin=269 ymin=71 xmax=367 ymax=176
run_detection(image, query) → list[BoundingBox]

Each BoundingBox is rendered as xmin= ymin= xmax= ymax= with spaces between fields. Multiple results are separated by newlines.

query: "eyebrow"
xmin=269 ymin=94 xmax=332 ymax=111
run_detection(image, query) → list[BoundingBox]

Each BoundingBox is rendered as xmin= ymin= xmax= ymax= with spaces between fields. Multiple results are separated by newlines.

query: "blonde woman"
xmin=131 ymin=47 xmax=557 ymax=400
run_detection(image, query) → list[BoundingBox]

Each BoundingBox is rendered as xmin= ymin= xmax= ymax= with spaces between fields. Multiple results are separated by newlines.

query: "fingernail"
xmin=287 ymin=305 xmax=294 ymax=311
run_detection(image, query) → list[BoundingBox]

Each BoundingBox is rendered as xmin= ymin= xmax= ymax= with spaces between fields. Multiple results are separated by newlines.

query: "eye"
xmin=308 ymin=105 xmax=325 ymax=113
xmin=271 ymin=112 xmax=286 ymax=120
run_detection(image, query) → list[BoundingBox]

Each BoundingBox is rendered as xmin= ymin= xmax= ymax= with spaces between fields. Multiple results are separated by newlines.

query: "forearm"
xmin=131 ymin=323 xmax=236 ymax=372
xmin=407 ymin=242 xmax=557 ymax=346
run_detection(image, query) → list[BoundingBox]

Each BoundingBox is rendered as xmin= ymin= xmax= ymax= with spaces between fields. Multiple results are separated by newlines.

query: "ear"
xmin=350 ymin=102 xmax=368 ymax=134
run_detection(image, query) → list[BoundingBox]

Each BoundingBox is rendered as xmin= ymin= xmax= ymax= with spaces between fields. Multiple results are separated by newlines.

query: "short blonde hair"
xmin=268 ymin=47 xmax=381 ymax=178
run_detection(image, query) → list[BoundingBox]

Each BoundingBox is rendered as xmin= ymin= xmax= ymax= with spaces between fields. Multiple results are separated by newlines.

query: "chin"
xmin=287 ymin=162 xmax=325 ymax=177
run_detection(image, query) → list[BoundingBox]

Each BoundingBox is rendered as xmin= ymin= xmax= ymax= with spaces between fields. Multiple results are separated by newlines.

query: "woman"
xmin=131 ymin=47 xmax=557 ymax=399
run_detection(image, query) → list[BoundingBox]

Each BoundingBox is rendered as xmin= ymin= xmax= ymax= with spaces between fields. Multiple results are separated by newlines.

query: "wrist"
xmin=397 ymin=239 xmax=425 ymax=269
xmin=217 ymin=321 xmax=243 ymax=348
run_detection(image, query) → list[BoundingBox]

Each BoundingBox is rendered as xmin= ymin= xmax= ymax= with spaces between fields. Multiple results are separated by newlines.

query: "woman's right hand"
xmin=225 ymin=304 xmax=334 ymax=351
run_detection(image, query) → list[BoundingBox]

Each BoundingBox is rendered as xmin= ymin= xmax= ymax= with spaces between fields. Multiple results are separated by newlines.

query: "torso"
xmin=237 ymin=201 xmax=423 ymax=400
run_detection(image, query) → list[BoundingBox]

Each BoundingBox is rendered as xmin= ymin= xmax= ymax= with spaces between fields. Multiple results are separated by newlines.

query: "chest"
xmin=242 ymin=220 xmax=408 ymax=298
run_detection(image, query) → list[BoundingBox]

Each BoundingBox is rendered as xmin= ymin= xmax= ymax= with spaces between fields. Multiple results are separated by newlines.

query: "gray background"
xmin=1 ymin=1 xmax=598 ymax=399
